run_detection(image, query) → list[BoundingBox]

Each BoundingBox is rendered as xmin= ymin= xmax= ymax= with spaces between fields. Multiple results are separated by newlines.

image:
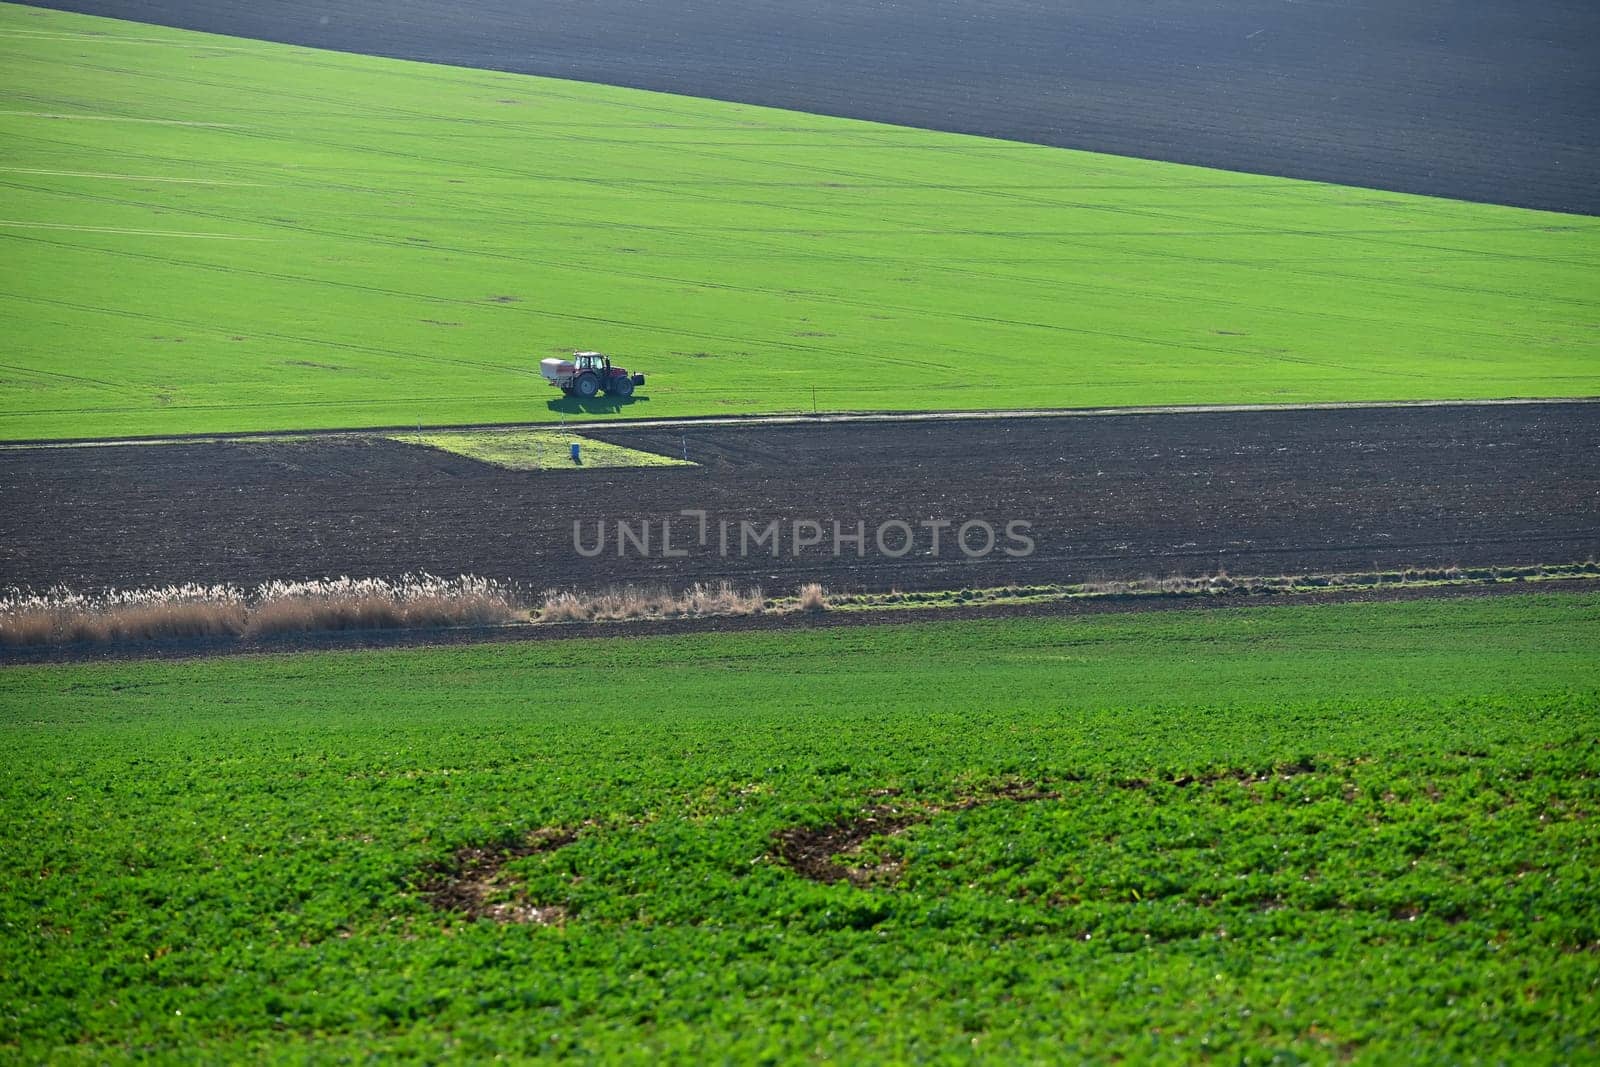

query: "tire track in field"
xmin=173 ymin=39 xmax=1579 ymax=286
xmin=0 ymin=360 xmax=121 ymax=388
xmin=0 ymin=173 xmax=1279 ymax=377
xmin=0 ymin=108 xmax=240 ymax=126
xmin=0 ymin=285 xmax=974 ymax=417
xmin=0 ymin=219 xmax=267 ymax=238
xmin=0 ymin=165 xmax=261 ymax=184
xmin=12 ymin=63 xmax=1592 ymax=322
xmin=4 ymin=163 xmax=1578 ymax=381
xmin=0 ymin=291 xmax=544 ymax=380
xmin=21 ymin=52 xmax=1598 ymax=304
xmin=3 ymin=186 xmax=1571 ymax=399
xmin=661 ymin=132 xmax=1600 ymax=290
xmin=0 ymin=226 xmax=1432 ymax=388
xmin=7 ymin=63 xmax=1592 ymax=391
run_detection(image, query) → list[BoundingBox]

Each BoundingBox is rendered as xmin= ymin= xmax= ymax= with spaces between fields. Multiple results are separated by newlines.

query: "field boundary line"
xmin=0 ymin=220 xmax=269 ymax=239
xmin=0 ymin=30 xmax=255 ymax=50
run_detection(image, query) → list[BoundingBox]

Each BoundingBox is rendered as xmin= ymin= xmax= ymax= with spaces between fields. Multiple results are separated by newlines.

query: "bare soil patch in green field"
xmin=389 ymin=429 xmax=690 ymax=470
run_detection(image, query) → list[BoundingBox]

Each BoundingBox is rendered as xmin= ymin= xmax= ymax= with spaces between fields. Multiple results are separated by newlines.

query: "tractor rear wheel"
xmin=609 ymin=375 xmax=635 ymax=398
xmin=573 ymin=372 xmax=600 ymax=399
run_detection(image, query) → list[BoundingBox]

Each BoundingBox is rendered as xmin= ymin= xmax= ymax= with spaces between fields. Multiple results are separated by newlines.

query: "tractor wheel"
xmin=573 ymin=372 xmax=600 ymax=399
xmin=609 ymin=375 xmax=635 ymax=398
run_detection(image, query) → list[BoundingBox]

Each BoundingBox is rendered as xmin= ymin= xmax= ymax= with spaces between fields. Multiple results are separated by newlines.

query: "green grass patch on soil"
xmin=390 ymin=429 xmax=689 ymax=470
xmin=0 ymin=3 xmax=1596 ymax=440
xmin=2 ymin=592 xmax=1598 ymax=1061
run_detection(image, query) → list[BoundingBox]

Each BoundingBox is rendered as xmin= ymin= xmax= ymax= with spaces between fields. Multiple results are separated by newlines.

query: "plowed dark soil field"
xmin=2 ymin=405 xmax=1596 ymax=595
xmin=22 ymin=0 xmax=1598 ymax=215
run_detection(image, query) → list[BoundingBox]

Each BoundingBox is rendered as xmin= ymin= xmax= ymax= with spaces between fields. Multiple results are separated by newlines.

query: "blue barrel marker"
xmin=570 ymin=442 xmax=581 ymax=464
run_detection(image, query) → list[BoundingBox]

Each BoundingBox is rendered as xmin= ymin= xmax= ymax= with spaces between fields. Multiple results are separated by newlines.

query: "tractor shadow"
xmin=545 ymin=394 xmax=651 ymax=416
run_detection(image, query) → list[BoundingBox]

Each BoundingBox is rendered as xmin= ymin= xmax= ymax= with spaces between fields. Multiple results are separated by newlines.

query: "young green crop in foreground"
xmin=2 ymin=593 xmax=1598 ymax=1061
xmin=0 ymin=2 xmax=1597 ymax=440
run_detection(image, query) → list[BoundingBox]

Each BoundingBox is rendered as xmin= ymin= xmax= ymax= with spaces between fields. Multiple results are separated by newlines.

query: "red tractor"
xmin=539 ymin=351 xmax=645 ymax=399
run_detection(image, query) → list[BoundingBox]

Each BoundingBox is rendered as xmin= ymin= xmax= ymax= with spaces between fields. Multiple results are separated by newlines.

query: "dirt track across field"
xmin=20 ymin=0 xmax=1598 ymax=215
xmin=2 ymin=403 xmax=1595 ymax=596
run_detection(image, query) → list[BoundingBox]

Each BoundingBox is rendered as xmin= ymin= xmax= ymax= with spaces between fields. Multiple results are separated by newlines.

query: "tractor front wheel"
xmin=609 ymin=375 xmax=635 ymax=398
xmin=573 ymin=372 xmax=600 ymax=399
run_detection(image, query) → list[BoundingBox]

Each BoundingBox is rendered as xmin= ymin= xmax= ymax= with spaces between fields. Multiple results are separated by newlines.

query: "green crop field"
xmin=1 ymin=3 xmax=1596 ymax=441
xmin=3 ymin=593 xmax=1598 ymax=1060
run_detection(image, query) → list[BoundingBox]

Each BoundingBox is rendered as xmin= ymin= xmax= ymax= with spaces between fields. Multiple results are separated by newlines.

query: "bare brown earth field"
xmin=2 ymin=404 xmax=1596 ymax=598
xmin=22 ymin=0 xmax=1598 ymax=214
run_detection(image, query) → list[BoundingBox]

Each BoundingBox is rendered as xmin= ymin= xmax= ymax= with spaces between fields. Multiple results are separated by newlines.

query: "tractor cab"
xmin=573 ymin=351 xmax=609 ymax=374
